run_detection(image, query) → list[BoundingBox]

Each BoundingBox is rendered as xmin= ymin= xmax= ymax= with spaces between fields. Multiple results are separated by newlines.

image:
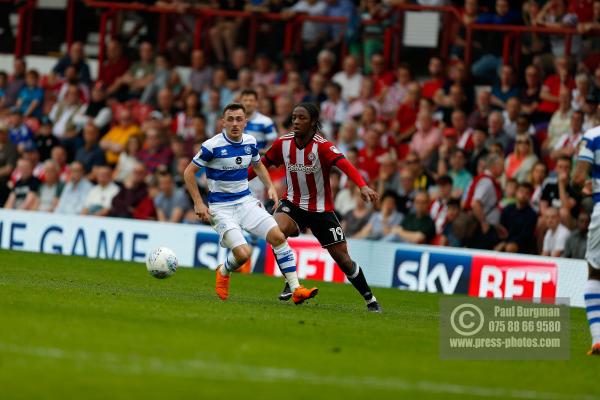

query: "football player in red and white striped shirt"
xmin=250 ymin=103 xmax=382 ymax=312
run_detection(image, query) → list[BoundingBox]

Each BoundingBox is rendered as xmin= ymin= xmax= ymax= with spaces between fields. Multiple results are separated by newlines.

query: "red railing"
xmin=7 ymin=1 xmax=600 ymax=76
xmin=0 ymin=0 xmax=36 ymax=57
xmin=464 ymin=23 xmax=583 ymax=71
xmin=83 ymin=1 xmax=288 ymax=72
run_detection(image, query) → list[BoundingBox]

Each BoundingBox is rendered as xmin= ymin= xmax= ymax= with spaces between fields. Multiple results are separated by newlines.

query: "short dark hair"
xmin=381 ymin=190 xmax=398 ymax=204
xmin=193 ymin=114 xmax=206 ymax=123
xmin=222 ymin=103 xmax=246 ymax=116
xmin=557 ymin=155 xmax=572 ymax=165
xmin=327 ymin=81 xmax=342 ymax=93
xmin=451 ymin=148 xmax=467 ymax=158
xmin=240 ymin=89 xmax=258 ymax=99
xmin=157 ymin=169 xmax=173 ymax=179
xmin=518 ymin=182 xmax=534 ymax=193
xmin=447 ymin=198 xmax=461 ymax=208
xmin=397 ymin=62 xmax=411 ymax=73
xmin=95 ymin=163 xmax=112 ymax=170
xmin=437 ymin=175 xmax=453 ymax=186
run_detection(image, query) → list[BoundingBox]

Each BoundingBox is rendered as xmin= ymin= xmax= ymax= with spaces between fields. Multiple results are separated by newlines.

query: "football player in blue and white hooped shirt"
xmin=183 ymin=103 xmax=317 ymax=304
xmin=240 ymin=89 xmax=277 ymax=151
xmin=573 ymin=124 xmax=600 ymax=355
xmin=240 ymin=89 xmax=278 ymax=201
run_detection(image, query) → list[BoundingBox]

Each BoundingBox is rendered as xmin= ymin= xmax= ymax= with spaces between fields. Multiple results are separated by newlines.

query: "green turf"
xmin=0 ymin=249 xmax=598 ymax=400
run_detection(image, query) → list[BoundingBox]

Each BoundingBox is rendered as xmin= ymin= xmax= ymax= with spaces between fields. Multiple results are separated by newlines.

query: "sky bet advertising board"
xmin=0 ymin=209 xmax=584 ymax=306
xmin=391 ymin=247 xmax=557 ymax=302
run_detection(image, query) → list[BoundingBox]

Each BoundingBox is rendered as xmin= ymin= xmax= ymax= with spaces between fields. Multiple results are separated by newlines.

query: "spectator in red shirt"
xmin=392 ymin=81 xmax=421 ymax=142
xmin=358 ymin=126 xmax=388 ymax=181
xmin=357 ymin=103 xmax=378 ymax=139
xmin=370 ymin=53 xmax=395 ymax=97
xmin=577 ymin=0 xmax=600 ymax=40
xmin=421 ymin=56 xmax=445 ymax=100
xmin=569 ymin=0 xmax=594 ymax=23
xmin=110 ymin=161 xmax=149 ymax=219
xmin=538 ymin=56 xmax=575 ymax=116
xmin=453 ymin=109 xmax=475 ymax=152
xmin=137 ymin=128 xmax=173 ymax=174
xmin=102 ymin=40 xmax=130 ymax=94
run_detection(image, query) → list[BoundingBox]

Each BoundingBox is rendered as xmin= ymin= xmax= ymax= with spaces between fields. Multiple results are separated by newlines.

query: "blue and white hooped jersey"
xmin=578 ymin=125 xmax=600 ymax=204
xmin=193 ymin=132 xmax=260 ymax=204
xmin=245 ymin=111 xmax=277 ymax=150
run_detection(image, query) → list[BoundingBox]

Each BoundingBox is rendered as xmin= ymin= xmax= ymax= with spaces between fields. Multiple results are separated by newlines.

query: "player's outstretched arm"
xmin=253 ymin=160 xmax=279 ymax=209
xmin=335 ymin=157 xmax=379 ymax=203
xmin=183 ymin=162 xmax=211 ymax=223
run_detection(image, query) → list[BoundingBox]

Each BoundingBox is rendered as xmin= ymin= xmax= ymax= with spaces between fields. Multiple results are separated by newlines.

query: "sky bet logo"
xmin=194 ymin=231 xmax=266 ymax=272
xmin=392 ymin=250 xmax=471 ymax=294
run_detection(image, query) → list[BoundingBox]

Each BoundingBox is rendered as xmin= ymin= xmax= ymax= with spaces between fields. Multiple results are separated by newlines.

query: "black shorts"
xmin=275 ymin=199 xmax=345 ymax=248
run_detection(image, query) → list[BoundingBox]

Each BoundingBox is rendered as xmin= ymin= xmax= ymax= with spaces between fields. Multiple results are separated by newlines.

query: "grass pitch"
xmin=0 ymin=250 xmax=598 ymax=400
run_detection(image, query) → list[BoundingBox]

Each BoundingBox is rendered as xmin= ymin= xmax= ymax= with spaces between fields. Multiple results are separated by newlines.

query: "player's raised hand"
xmin=267 ymin=185 xmax=279 ymax=209
xmin=360 ymin=185 xmax=379 ymax=204
xmin=194 ymin=202 xmax=212 ymax=223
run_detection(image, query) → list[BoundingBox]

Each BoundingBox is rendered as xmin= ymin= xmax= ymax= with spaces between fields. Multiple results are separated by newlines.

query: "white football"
xmin=146 ymin=247 xmax=178 ymax=279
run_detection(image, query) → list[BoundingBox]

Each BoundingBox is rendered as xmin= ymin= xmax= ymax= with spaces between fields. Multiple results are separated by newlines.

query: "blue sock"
xmin=585 ymin=279 xmax=600 ymax=345
xmin=273 ymin=242 xmax=300 ymax=291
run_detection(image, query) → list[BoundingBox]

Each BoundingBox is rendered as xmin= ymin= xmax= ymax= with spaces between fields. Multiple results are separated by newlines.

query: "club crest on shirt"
xmin=307 ymin=152 xmax=316 ymax=161
xmin=244 ymin=145 xmax=252 ymax=155
xmin=330 ymin=146 xmax=341 ymax=154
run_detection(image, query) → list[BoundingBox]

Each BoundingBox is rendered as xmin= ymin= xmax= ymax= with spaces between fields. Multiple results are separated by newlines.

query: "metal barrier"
xmin=0 ymin=0 xmax=36 ymax=57
xmin=82 ymin=0 xmax=354 ymax=75
xmin=6 ymin=1 xmax=600 ymax=75
xmin=465 ymin=23 xmax=581 ymax=72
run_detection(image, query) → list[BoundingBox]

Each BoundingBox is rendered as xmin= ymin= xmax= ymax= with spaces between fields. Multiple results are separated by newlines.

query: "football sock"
xmin=221 ymin=252 xmax=243 ymax=277
xmin=273 ymin=242 xmax=300 ymax=291
xmin=346 ymin=262 xmax=376 ymax=304
xmin=585 ymin=279 xmax=600 ymax=345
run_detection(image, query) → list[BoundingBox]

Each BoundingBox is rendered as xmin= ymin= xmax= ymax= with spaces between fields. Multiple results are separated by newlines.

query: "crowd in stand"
xmin=1 ymin=0 xmax=600 ymax=260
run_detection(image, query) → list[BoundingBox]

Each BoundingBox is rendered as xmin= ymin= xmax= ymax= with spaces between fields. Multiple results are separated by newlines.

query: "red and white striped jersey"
xmin=264 ymin=133 xmax=344 ymax=212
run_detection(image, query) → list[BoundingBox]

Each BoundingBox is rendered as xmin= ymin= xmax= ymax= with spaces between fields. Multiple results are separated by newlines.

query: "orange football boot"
xmin=215 ymin=264 xmax=230 ymax=300
xmin=587 ymin=343 xmax=600 ymax=356
xmin=292 ymin=286 xmax=319 ymax=305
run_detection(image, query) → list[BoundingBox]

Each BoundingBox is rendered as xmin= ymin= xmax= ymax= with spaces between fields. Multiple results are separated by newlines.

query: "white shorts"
xmin=587 ymin=202 xmax=600 ymax=270
xmin=209 ymin=195 xmax=278 ymax=249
